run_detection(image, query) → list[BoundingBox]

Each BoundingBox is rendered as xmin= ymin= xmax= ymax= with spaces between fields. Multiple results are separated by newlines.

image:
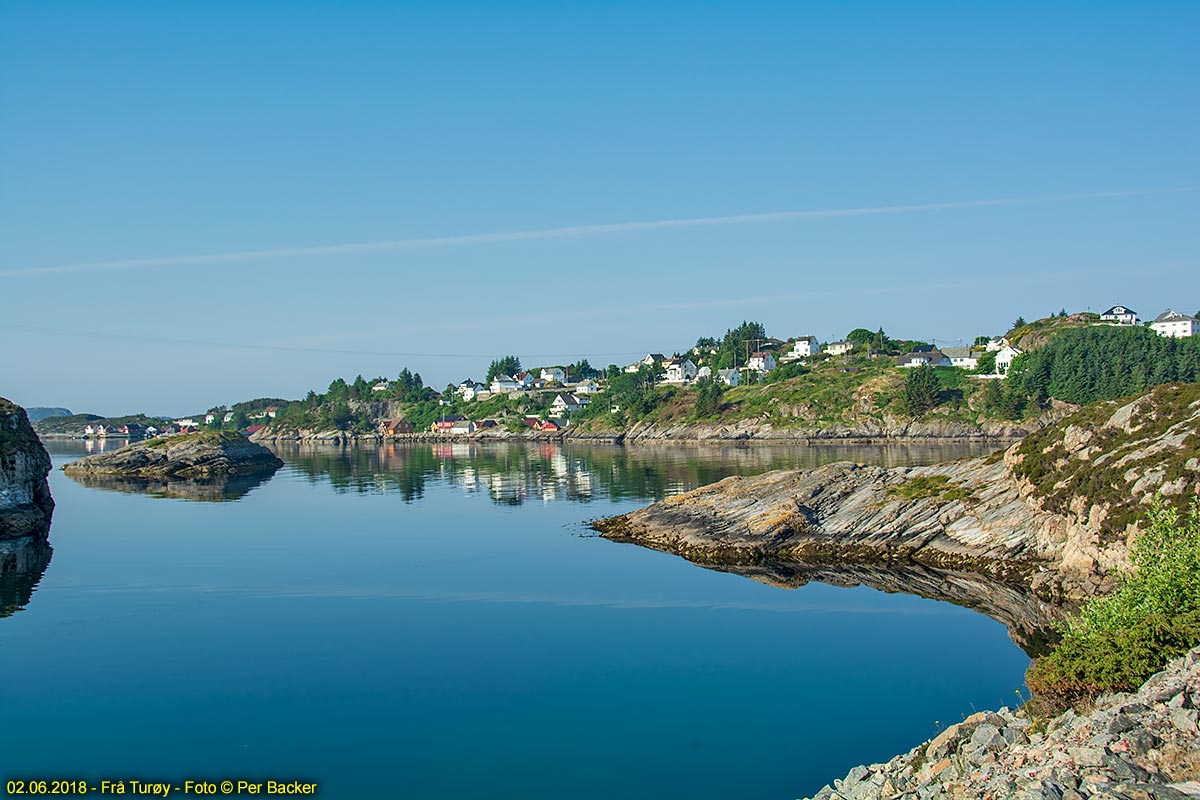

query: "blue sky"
xmin=1 ymin=1 xmax=1197 ymax=415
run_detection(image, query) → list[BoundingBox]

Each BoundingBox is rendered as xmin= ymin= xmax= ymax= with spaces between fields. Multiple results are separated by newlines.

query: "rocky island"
xmin=63 ymin=430 xmax=283 ymax=479
xmin=0 ymin=396 xmax=55 ymax=539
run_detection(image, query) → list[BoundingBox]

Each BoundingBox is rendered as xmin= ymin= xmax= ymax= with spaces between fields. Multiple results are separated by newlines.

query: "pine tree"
xmin=902 ymin=365 xmax=941 ymax=416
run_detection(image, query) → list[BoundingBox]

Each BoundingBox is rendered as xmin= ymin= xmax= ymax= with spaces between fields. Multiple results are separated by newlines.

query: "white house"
xmin=490 ymin=374 xmax=520 ymax=394
xmin=896 ymin=351 xmax=951 ymax=369
xmin=824 ymin=340 xmax=853 ymax=356
xmin=747 ymin=351 xmax=776 ymax=373
xmin=551 ymin=393 xmax=589 ymax=415
xmin=450 ymin=419 xmax=477 ymax=435
xmin=696 ymin=366 xmax=713 ymax=379
xmin=786 ymin=336 xmax=818 ymax=360
xmin=571 ymin=379 xmax=600 ymax=394
xmin=540 ymin=367 xmax=566 ymax=384
xmin=204 ymin=413 xmax=217 ymax=425
xmin=461 ymin=383 xmax=489 ymax=401
xmin=995 ymin=345 xmax=1022 ymax=376
xmin=942 ymin=347 xmax=979 ymax=370
xmin=174 ymin=418 xmax=200 ymax=428
xmin=985 ymin=337 xmax=1008 ymax=352
xmin=663 ymin=357 xmax=698 ymax=383
xmin=1100 ymin=305 xmax=1139 ymax=326
xmin=1150 ymin=310 xmax=1198 ymax=338
xmin=513 ymin=371 xmax=536 ymax=388
xmin=223 ymin=412 xmax=235 ymax=423
xmin=372 ymin=381 xmax=390 ymax=392
xmin=717 ymin=368 xmax=741 ymax=387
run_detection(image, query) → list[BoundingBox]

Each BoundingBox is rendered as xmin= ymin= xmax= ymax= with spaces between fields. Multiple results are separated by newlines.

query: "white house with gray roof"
xmin=1150 ymin=310 xmax=1197 ymax=338
xmin=942 ymin=347 xmax=978 ymax=370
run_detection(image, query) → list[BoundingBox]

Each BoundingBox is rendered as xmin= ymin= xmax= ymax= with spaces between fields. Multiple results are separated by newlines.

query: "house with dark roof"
xmin=663 ymin=357 xmax=698 ymax=383
xmin=551 ymin=393 xmax=590 ymax=415
xmin=625 ymin=353 xmax=667 ymax=373
xmin=381 ymin=418 xmax=414 ymax=436
xmin=747 ymin=351 xmax=776 ymax=372
xmin=824 ymin=340 xmax=853 ymax=356
xmin=783 ymin=336 xmax=818 ymax=360
xmin=1100 ymin=305 xmax=1139 ymax=326
xmin=896 ymin=350 xmax=951 ymax=368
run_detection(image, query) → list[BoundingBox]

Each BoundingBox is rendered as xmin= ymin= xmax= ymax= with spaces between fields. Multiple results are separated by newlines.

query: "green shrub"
xmin=1027 ymin=500 xmax=1200 ymax=710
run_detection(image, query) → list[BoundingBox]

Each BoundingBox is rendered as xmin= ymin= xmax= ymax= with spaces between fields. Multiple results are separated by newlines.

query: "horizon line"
xmin=2 ymin=186 xmax=1196 ymax=278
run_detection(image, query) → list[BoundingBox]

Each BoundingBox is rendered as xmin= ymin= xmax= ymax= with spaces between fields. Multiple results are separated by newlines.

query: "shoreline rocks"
xmin=63 ymin=430 xmax=283 ymax=479
xmin=593 ymin=389 xmax=1200 ymax=604
xmin=804 ymin=647 xmax=1200 ymax=800
xmin=0 ymin=397 xmax=55 ymax=540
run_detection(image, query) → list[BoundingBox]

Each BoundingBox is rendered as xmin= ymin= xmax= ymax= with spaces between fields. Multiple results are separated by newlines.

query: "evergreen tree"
xmin=692 ymin=378 xmax=723 ymax=417
xmin=902 ymin=365 xmax=941 ymax=416
xmin=486 ymin=356 xmax=522 ymax=382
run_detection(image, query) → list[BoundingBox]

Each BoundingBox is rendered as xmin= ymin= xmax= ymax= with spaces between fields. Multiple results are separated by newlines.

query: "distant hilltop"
xmin=23 ymin=407 xmax=72 ymax=423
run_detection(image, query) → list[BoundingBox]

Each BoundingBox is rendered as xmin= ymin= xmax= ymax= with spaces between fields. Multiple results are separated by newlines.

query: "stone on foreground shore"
xmin=805 ymin=647 xmax=1200 ymax=800
xmin=63 ymin=430 xmax=283 ymax=479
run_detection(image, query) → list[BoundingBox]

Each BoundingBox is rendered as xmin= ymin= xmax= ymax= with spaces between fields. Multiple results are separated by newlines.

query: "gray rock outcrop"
xmin=0 ymin=397 xmax=55 ymax=539
xmin=63 ymin=430 xmax=283 ymax=479
xmin=593 ymin=385 xmax=1200 ymax=604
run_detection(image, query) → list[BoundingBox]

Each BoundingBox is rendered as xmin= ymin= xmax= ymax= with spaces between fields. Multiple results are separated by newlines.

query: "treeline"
xmin=271 ymin=369 xmax=442 ymax=432
xmin=987 ymin=327 xmax=1200 ymax=417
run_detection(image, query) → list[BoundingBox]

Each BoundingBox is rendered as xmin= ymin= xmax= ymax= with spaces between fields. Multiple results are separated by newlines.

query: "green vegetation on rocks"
xmin=1027 ymin=500 xmax=1200 ymax=711
xmin=143 ymin=429 xmax=243 ymax=448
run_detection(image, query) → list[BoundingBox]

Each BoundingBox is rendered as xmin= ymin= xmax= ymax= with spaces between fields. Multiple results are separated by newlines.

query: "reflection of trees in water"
xmin=271 ymin=441 xmax=998 ymax=506
xmin=1 ymin=536 xmax=52 ymax=619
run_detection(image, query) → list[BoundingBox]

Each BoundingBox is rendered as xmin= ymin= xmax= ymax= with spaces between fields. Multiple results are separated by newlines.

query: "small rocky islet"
xmin=62 ymin=429 xmax=283 ymax=480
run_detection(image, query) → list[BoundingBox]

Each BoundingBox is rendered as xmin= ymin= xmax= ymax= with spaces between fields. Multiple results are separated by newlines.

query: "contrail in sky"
xmin=1 ymin=186 xmax=1194 ymax=278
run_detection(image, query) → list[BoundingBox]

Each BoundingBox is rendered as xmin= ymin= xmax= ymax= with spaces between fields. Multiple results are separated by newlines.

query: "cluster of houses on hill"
xmin=451 ymin=369 xmax=600 ymax=402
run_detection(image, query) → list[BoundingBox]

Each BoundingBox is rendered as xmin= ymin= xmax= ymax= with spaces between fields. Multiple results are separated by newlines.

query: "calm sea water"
xmin=2 ymin=440 xmax=1029 ymax=799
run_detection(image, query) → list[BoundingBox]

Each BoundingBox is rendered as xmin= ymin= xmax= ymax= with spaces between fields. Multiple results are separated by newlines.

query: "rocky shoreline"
xmin=250 ymin=404 xmax=1077 ymax=445
xmin=593 ymin=388 xmax=1200 ymax=604
xmin=0 ymin=397 xmax=55 ymax=540
xmin=804 ymin=647 xmax=1200 ymax=800
xmin=63 ymin=430 xmax=283 ymax=479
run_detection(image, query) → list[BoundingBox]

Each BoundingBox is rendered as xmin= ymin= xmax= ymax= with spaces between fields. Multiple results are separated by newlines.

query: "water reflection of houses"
xmin=432 ymin=443 xmax=598 ymax=505
xmin=275 ymin=440 xmax=999 ymax=507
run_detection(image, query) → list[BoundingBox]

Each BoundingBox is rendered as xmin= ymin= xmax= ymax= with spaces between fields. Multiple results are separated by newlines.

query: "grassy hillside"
xmin=573 ymin=354 xmax=985 ymax=432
